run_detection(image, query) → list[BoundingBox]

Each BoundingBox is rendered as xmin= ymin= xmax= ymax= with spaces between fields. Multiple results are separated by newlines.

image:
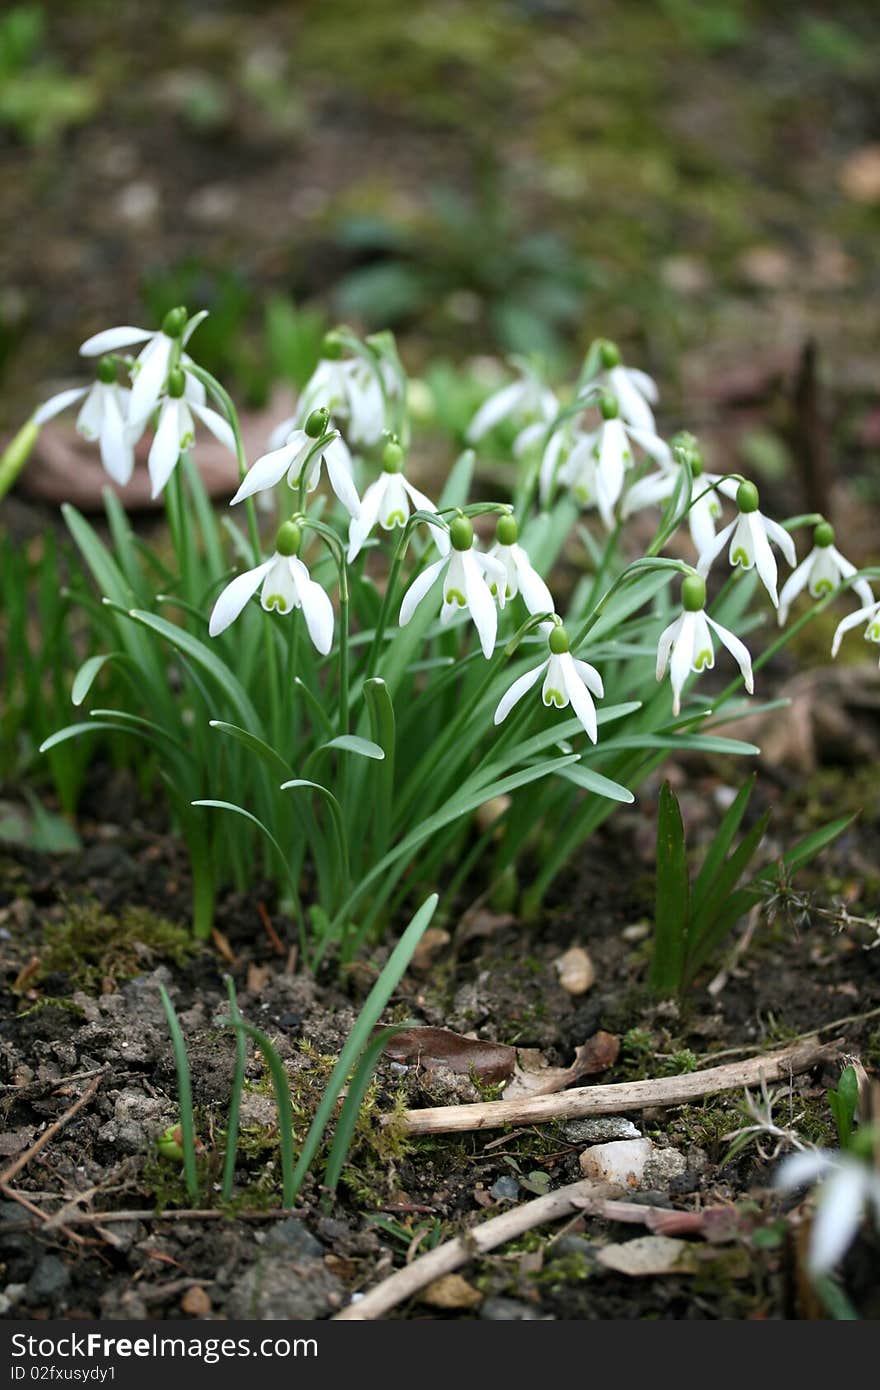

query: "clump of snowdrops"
xmin=11 ymin=310 xmax=878 ymax=963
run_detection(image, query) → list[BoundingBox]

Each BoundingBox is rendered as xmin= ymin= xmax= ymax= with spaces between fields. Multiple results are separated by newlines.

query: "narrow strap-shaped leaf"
xmin=192 ymin=799 xmax=305 ymax=956
xmin=687 ymin=809 xmax=771 ymax=972
xmin=208 ymin=720 xmax=294 ymax=781
xmin=323 ymin=1024 xmax=405 ymax=1193
xmin=691 ymin=774 xmax=756 ymax=918
xmin=157 ymin=985 xmax=199 ymax=1202
xmin=222 ymin=1019 xmax=297 ymax=1209
xmin=649 ymin=781 xmax=690 ymax=996
xmin=71 ymin=652 xmax=125 ymax=707
xmin=127 ymin=609 xmax=263 ymax=734
xmin=553 ymin=763 xmax=634 ymax=804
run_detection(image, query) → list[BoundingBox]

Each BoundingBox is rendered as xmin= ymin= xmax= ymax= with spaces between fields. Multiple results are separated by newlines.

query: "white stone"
xmin=579 ymin=1138 xmax=655 ymax=1188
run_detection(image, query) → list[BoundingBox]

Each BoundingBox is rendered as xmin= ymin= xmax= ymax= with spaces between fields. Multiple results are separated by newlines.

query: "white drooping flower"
xmin=584 ymin=340 xmax=660 ymax=434
xmin=696 ymin=481 xmax=796 ymax=608
xmin=467 ymin=360 xmax=558 ymax=443
xmin=34 ymin=361 xmax=138 ymax=486
xmin=231 ymin=407 xmax=360 ymax=517
xmin=146 ymin=369 xmax=235 ymax=498
xmin=588 ymin=393 xmax=670 ymax=529
xmin=622 ymin=435 xmax=738 ymax=554
xmin=538 ymin=423 xmax=598 ymax=506
xmin=778 ymin=521 xmax=873 ymax=626
xmin=776 ymin=1148 xmax=880 ymax=1278
xmin=399 ymin=515 xmax=506 ymax=659
xmin=493 ymin=625 xmax=604 ymax=743
xmin=831 ymin=597 xmax=880 ymax=664
xmin=347 ymin=441 xmax=447 ymax=562
xmin=656 ymin=575 xmax=754 ymax=716
xmin=208 ymin=521 xmax=333 ymax=654
xmin=486 ymin=515 xmax=554 ymax=616
xmin=79 ymin=306 xmax=196 ymax=426
xmin=296 ymin=346 xmax=398 ymax=448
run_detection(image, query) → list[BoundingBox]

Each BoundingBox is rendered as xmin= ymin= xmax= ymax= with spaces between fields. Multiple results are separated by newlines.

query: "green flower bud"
xmin=599 ymin=390 xmax=619 ymax=421
xmin=450 ymin=515 xmax=473 ymax=551
xmin=682 ymin=574 xmax=706 ymax=612
xmin=496 ymin=514 xmax=519 ymax=546
xmin=321 ymin=331 xmax=345 ymax=360
xmin=161 ymin=306 xmax=188 ymax=339
xmin=671 ymin=430 xmax=703 ymax=475
xmin=275 ymin=520 xmax=302 ymax=557
xmin=736 ymin=480 xmax=759 ymax=514
xmin=97 ymin=356 xmax=117 ymax=385
xmin=305 ymin=407 xmax=329 ymax=439
xmin=814 ymin=520 xmax=835 ymax=549
xmin=382 ymin=439 xmax=404 ymax=473
xmin=599 ymin=339 xmax=621 ymax=369
xmin=157 ymin=1124 xmax=184 ymax=1162
xmin=167 ymin=366 xmax=186 ymax=399
xmin=549 ymin=625 xmax=570 ymax=655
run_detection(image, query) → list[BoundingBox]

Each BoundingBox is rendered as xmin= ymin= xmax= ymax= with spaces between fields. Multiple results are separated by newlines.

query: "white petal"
xmin=399 ymin=557 xmax=447 ymax=627
xmin=625 ymin=424 xmax=670 ymax=467
xmin=260 ymin=556 xmax=297 ymax=615
xmin=669 ymin=611 xmax=696 ymax=716
xmin=538 ymin=427 xmax=568 ymax=503
xmin=190 ymin=400 xmax=236 ymax=453
xmin=147 ymin=400 xmax=183 ymax=498
xmin=688 ymin=490 xmax=722 ymax=555
xmin=290 ymin=557 xmax=334 ymax=655
xmin=208 ymin=559 xmax=274 ymax=636
xmin=467 ymin=381 xmax=525 ymax=441
xmin=559 ymin=652 xmax=598 ymax=742
xmin=98 ymin=389 xmax=135 ymax=485
xmin=706 ymin=615 xmax=754 ymax=693
xmin=346 ymin=476 xmax=386 ymax=561
xmin=75 ymin=384 xmax=105 ymax=441
xmin=809 ymin=1167 xmax=865 ymax=1276
xmin=777 ymin=555 xmax=813 ymax=624
xmin=763 ymin=514 xmax=797 ymax=568
xmin=378 ymin=473 xmax=408 ymax=529
xmin=596 ymin=419 xmax=627 ymax=527
xmin=610 ymin=366 xmax=656 ymax=433
xmin=230 ymin=444 xmax=296 ymax=505
xmin=656 ymin=615 xmax=681 ymax=680
xmin=697 ymin=518 xmax=736 ymax=578
xmin=34 ymin=385 xmax=89 ymax=424
xmin=626 ymin=367 xmax=659 ymax=404
xmin=493 ymin=660 xmax=547 ymax=724
xmin=402 ymin=480 xmax=450 ymax=554
xmin=129 ymin=335 xmax=173 ymax=423
xmin=831 ymin=600 xmax=880 ymax=657
xmin=572 ymin=656 xmax=604 ymax=698
xmin=461 ymin=550 xmax=498 ymax=659
xmin=79 ymin=325 xmax=153 ymax=356
xmin=749 ymin=514 xmax=779 ymax=606
xmin=323 ymin=436 xmax=361 ymax=517
xmin=513 ymin=545 xmax=555 ymax=616
xmin=775 ymin=1150 xmax=835 ymax=1191
xmin=623 ymin=471 xmax=674 ymax=516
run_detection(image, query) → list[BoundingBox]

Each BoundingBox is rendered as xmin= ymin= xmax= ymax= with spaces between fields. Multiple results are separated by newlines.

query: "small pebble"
xmin=621 ymin=922 xmax=650 ymax=943
xmin=490 ymin=1176 xmax=520 ymax=1201
xmin=481 ymin=1297 xmax=543 ymax=1320
xmin=555 ymin=946 xmax=595 ymax=995
xmin=563 ymin=1117 xmax=641 ymax=1143
xmin=180 ymin=1286 xmax=211 ymax=1316
xmin=579 ymin=1138 xmax=655 ymax=1187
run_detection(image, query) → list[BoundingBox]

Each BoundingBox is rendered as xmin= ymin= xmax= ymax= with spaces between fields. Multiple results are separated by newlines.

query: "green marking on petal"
xmin=384 ymin=509 xmax=406 ymax=528
xmin=868 ymin=622 xmax=880 ymax=642
xmin=445 ymin=587 xmax=466 ymax=608
xmin=265 ymin=595 xmax=289 ymax=613
xmin=731 ymin=547 xmax=750 ymax=567
xmin=543 ymin=687 xmax=565 ymax=708
xmin=181 ymin=430 xmax=195 ymax=450
xmin=813 ymin=579 xmax=833 ymax=596
xmin=695 ymin=649 xmax=712 ymax=671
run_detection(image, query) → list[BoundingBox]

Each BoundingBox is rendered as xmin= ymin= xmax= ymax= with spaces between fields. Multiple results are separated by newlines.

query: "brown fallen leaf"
xmin=597 ymin=1235 xmax=697 ymax=1277
xmin=453 ymin=905 xmax=516 ymax=949
xmin=409 ymin=927 xmax=451 ymax=976
xmin=246 ymin=963 xmax=271 ymax=994
xmin=382 ymin=1026 xmax=516 ymax=1084
xmin=420 ymin=1274 xmax=482 ymax=1310
xmin=505 ymin=1031 xmax=620 ymax=1100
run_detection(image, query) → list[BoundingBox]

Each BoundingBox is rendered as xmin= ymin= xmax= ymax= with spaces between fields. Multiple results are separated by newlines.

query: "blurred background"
xmin=1 ymin=0 xmax=879 ymax=510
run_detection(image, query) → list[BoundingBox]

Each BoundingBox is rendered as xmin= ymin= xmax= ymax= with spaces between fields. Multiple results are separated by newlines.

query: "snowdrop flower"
xmin=831 ymin=597 xmax=880 ymax=664
xmin=493 ymin=624 xmax=604 ymax=743
xmin=591 ymin=392 xmax=670 ymax=529
xmin=467 ymin=360 xmax=558 ymax=444
xmin=347 ymin=440 xmax=447 ymax=562
xmin=399 ymin=515 xmax=506 ymax=659
xmin=656 ymin=574 xmax=754 ymax=716
xmin=34 ymin=357 xmax=137 ymax=486
xmin=538 ymin=423 xmax=598 ymax=506
xmin=487 ymin=515 xmax=554 ymax=615
xmin=778 ymin=521 xmax=873 ymax=626
xmin=776 ymin=1148 xmax=880 ymax=1277
xmin=297 ymin=337 xmax=398 ymax=447
xmin=623 ymin=438 xmax=739 ymax=554
xmin=231 ymin=408 xmax=360 ymax=518
xmin=208 ymin=520 xmax=333 ymax=654
xmin=147 ymin=368 xmax=235 ymax=498
xmin=587 ymin=339 xmax=659 ymax=434
xmin=697 ymin=481 xmax=796 ymax=608
xmin=79 ymin=306 xmax=191 ymax=426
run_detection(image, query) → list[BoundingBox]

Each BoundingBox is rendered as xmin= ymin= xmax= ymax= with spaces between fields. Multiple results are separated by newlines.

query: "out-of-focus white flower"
xmin=584 ymin=340 xmax=660 ymax=433
xmin=147 ymin=369 xmax=235 ymax=498
xmin=623 ymin=435 xmax=738 ymax=554
xmin=231 ymin=407 xmax=360 ymax=517
xmin=537 ymin=423 xmax=599 ymax=507
xmin=778 ymin=521 xmax=873 ymax=625
xmin=296 ymin=345 xmax=398 ymax=448
xmin=831 ymin=597 xmax=880 ymax=663
xmin=486 ymin=515 xmax=554 ymax=615
xmin=79 ymin=306 xmax=195 ymax=426
xmin=399 ymin=515 xmax=506 ymax=659
xmin=656 ymin=574 xmax=754 ymax=715
xmin=467 ymin=360 xmax=558 ymax=443
xmin=697 ymin=481 xmax=796 ymax=607
xmin=493 ymin=624 xmax=604 ymax=743
xmin=34 ymin=360 xmax=138 ymax=486
xmin=776 ymin=1148 xmax=880 ymax=1277
xmin=589 ymin=393 xmax=670 ymax=528
xmin=208 ymin=520 xmax=333 ymax=654
xmin=347 ymin=441 xmax=447 ymax=562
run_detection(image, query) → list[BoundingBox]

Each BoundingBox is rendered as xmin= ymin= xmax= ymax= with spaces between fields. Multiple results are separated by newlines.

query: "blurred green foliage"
xmin=0 ymin=5 xmax=98 ymax=144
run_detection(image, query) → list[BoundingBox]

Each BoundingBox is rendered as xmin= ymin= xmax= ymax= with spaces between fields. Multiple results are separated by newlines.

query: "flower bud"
xmin=496 ymin=514 xmax=518 ymax=546
xmin=672 ymin=430 xmax=702 ymax=474
xmin=321 ymin=330 xmax=345 ymax=360
xmin=549 ymin=624 xmax=570 ymax=654
xmin=814 ymin=520 xmax=835 ymax=549
xmin=682 ymin=573 xmax=706 ymax=612
xmin=157 ymin=1124 xmax=184 ymax=1162
xmin=97 ymin=356 xmax=117 ymax=385
xmin=449 ymin=515 xmax=473 ymax=551
xmin=736 ymin=480 xmax=759 ymax=514
xmin=599 ymin=339 xmax=621 ymax=369
xmin=162 ymin=306 xmax=188 ymax=339
xmin=599 ymin=390 xmax=619 ymax=421
xmin=382 ymin=439 xmax=404 ymax=473
xmin=167 ymin=366 xmax=186 ymax=399
xmin=275 ymin=520 xmax=302 ymax=557
xmin=305 ymin=406 xmax=329 ymax=439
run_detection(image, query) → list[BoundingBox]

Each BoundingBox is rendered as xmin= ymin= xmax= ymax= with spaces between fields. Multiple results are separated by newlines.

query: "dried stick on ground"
xmin=334 ymin=1179 xmax=610 ymax=1321
xmin=394 ymin=1038 xmax=838 ymax=1136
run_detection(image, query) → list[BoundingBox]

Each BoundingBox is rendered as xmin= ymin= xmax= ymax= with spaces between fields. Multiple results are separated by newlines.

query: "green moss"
xmin=36 ymin=899 xmax=195 ymax=993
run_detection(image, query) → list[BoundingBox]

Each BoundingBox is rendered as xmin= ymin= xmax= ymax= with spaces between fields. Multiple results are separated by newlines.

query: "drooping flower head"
xmin=776 ymin=1147 xmax=880 ymax=1277
xmin=623 ymin=432 xmax=738 ymax=555
xmin=831 ymin=596 xmax=880 ymax=665
xmin=230 ymin=406 xmax=360 ymax=517
xmin=697 ymin=480 xmax=796 ymax=607
xmin=587 ymin=390 xmax=670 ymax=529
xmin=34 ymin=356 xmax=138 ymax=487
xmin=467 ymin=359 xmax=558 ymax=444
xmin=399 ymin=514 xmax=506 ymax=659
xmin=147 ymin=366 xmax=235 ymax=498
xmin=347 ymin=439 xmax=447 ymax=562
xmin=208 ymin=519 xmax=334 ymax=654
xmin=486 ymin=514 xmax=554 ymax=616
xmin=493 ymin=623 xmax=604 ymax=743
xmin=587 ymin=338 xmax=660 ymax=435
xmin=656 ymin=574 xmax=754 ymax=716
xmin=79 ymin=306 xmax=191 ymax=427
xmin=778 ymin=521 xmax=873 ymax=626
xmin=295 ymin=331 xmax=398 ymax=448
